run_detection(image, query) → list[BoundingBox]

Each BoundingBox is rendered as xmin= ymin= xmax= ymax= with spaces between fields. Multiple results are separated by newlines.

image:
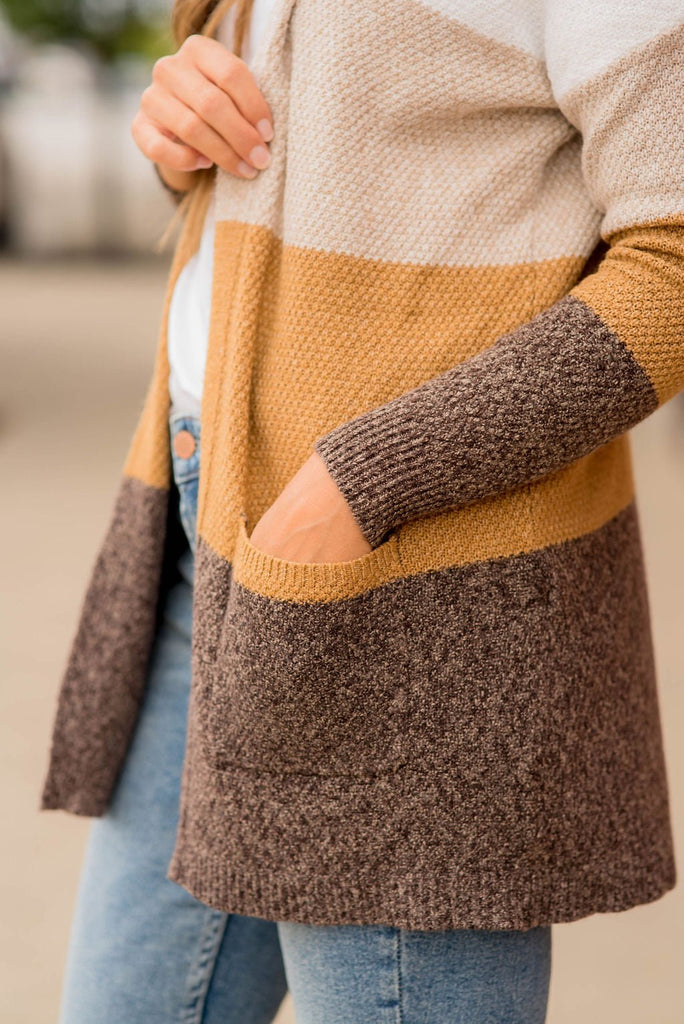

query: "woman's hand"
xmin=131 ymin=33 xmax=274 ymax=189
xmin=248 ymin=453 xmax=373 ymax=563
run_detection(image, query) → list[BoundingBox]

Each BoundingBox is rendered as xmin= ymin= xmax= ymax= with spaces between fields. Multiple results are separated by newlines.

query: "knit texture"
xmin=41 ymin=0 xmax=683 ymax=930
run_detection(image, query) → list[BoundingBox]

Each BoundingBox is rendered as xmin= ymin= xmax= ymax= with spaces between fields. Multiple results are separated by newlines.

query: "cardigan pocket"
xmin=197 ymin=516 xmax=411 ymax=777
xmin=234 ymin=515 xmax=404 ymax=602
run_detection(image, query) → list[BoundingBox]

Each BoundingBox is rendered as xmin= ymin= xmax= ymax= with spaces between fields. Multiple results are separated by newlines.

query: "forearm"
xmin=314 ymin=223 xmax=684 ymax=548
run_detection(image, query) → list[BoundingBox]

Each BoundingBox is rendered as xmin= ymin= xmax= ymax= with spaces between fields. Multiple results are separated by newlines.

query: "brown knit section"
xmin=40 ymin=477 xmax=169 ymax=816
xmin=192 ymin=539 xmax=410 ymax=775
xmin=314 ymin=294 xmax=658 ymax=549
xmin=171 ymin=502 xmax=676 ymax=929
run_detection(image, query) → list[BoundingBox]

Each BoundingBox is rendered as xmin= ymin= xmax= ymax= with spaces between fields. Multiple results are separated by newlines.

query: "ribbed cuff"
xmin=313 ymin=293 xmax=660 ymax=551
xmin=313 ymin=388 xmax=442 ymax=550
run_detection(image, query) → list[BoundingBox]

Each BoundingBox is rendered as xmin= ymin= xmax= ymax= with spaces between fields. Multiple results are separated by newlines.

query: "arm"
xmin=313 ymin=12 xmax=684 ymax=549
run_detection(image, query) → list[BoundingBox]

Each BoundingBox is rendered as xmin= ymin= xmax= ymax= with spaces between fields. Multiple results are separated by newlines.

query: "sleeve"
xmin=312 ymin=9 xmax=684 ymax=550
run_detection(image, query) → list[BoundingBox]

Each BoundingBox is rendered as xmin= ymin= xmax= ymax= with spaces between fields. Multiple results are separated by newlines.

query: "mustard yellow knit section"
xmin=230 ymin=434 xmax=634 ymax=603
xmin=573 ymin=221 xmax=684 ymax=404
xmin=194 ymin=221 xmax=634 ymax=601
xmin=123 ymin=186 xmax=212 ymax=490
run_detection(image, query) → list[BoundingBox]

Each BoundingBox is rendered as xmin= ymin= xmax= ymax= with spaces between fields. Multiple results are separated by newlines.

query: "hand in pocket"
xmin=247 ymin=451 xmax=372 ymax=564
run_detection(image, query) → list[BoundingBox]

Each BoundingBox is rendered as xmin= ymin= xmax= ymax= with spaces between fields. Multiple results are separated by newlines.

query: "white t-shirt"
xmin=167 ymin=0 xmax=275 ymax=417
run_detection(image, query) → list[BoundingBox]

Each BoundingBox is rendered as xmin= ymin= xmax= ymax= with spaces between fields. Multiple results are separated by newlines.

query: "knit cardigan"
xmin=41 ymin=0 xmax=683 ymax=931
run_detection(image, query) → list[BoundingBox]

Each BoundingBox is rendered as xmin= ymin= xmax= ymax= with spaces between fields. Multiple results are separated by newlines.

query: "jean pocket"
xmin=195 ymin=516 xmax=411 ymax=777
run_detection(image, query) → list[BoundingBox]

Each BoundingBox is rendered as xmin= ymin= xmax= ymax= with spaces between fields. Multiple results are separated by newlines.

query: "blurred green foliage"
xmin=0 ymin=0 xmax=174 ymax=63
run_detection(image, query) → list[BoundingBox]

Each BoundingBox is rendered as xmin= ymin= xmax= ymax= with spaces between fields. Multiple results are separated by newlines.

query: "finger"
xmin=181 ymin=35 xmax=273 ymax=140
xmin=164 ymin=66 xmax=271 ymax=171
xmin=139 ymin=89 xmax=257 ymax=178
xmin=132 ymin=112 xmax=214 ymax=173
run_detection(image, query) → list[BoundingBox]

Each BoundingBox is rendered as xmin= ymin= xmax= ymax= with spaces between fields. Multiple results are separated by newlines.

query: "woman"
xmin=43 ymin=0 xmax=683 ymax=1021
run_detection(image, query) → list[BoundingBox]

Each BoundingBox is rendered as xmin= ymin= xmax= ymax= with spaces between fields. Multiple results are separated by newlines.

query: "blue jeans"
xmin=58 ymin=412 xmax=552 ymax=1024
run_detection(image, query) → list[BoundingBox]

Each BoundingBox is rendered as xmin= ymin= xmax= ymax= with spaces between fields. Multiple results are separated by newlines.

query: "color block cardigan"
xmin=41 ymin=0 xmax=684 ymax=931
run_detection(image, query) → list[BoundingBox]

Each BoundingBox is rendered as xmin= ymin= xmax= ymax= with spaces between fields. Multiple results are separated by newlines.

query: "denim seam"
xmin=179 ymin=908 xmax=229 ymax=1024
xmin=169 ymin=411 xmax=202 ymax=430
xmin=174 ymin=466 xmax=201 ymax=485
xmin=395 ymin=929 xmax=404 ymax=1024
xmin=178 ymin=485 xmax=199 ymax=554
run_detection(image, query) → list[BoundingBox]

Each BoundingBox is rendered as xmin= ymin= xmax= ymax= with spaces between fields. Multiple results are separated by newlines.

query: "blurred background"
xmin=0 ymin=3 xmax=682 ymax=1022
xmin=0 ymin=0 xmax=175 ymax=257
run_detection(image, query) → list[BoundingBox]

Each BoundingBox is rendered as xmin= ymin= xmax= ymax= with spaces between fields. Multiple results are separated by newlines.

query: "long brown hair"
xmin=172 ymin=0 xmax=255 ymax=57
xmin=155 ymin=0 xmax=255 ymax=249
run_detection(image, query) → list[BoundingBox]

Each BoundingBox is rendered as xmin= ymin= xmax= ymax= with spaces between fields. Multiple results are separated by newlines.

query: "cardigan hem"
xmin=167 ymin=843 xmax=677 ymax=933
xmin=40 ymin=790 xmax=108 ymax=817
xmin=166 ymin=754 xmax=677 ymax=932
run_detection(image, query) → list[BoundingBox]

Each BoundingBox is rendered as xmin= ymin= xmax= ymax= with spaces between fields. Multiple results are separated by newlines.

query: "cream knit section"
xmin=545 ymin=0 xmax=684 ymax=97
xmin=555 ymin=23 xmax=684 ymax=238
xmin=215 ymin=0 xmax=602 ymax=266
xmin=421 ymin=0 xmax=545 ymax=59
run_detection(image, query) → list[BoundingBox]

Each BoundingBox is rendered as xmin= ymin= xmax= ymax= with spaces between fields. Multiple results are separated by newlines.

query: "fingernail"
xmin=237 ymin=160 xmax=258 ymax=179
xmin=257 ymin=118 xmax=274 ymax=142
xmin=249 ymin=145 xmax=271 ymax=170
xmin=194 ymin=156 xmax=213 ymax=169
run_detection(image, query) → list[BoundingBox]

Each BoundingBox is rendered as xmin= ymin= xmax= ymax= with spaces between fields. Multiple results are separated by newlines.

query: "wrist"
xmin=153 ymin=162 xmax=197 ymax=199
